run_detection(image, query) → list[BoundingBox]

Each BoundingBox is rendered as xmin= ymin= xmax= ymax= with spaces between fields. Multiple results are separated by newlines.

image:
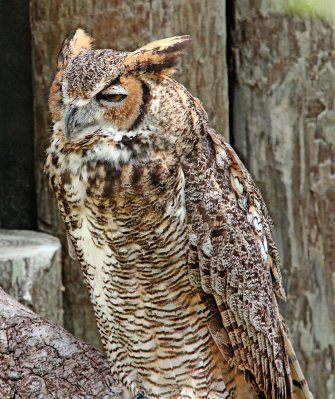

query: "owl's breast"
xmin=46 ymin=140 xmax=229 ymax=398
xmin=47 ymin=134 xmax=183 ymax=228
xmin=47 ymin=141 xmax=188 ymax=263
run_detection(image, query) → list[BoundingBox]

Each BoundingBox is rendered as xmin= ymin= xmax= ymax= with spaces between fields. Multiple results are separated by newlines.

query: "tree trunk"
xmin=0 ymin=287 xmax=120 ymax=399
xmin=230 ymin=3 xmax=335 ymax=397
xmin=30 ymin=0 xmax=228 ymax=349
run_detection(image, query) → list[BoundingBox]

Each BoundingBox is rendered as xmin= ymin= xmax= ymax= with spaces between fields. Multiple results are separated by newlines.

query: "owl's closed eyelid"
xmin=99 ymin=77 xmax=121 ymax=93
xmin=100 ymin=84 xmax=128 ymax=96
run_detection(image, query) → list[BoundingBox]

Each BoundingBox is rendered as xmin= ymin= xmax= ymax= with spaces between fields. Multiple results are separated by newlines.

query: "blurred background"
xmin=0 ymin=1 xmax=334 ymax=397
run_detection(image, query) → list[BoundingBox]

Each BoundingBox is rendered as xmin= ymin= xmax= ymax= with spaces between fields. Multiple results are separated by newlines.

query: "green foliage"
xmin=283 ymin=0 xmax=335 ymax=23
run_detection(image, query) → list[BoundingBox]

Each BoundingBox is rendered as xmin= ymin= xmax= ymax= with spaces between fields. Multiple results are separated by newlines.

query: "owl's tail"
xmin=284 ymin=336 xmax=314 ymax=399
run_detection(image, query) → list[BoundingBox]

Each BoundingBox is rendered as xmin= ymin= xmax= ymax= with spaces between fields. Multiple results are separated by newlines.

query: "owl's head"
xmin=50 ymin=29 xmax=204 ymax=151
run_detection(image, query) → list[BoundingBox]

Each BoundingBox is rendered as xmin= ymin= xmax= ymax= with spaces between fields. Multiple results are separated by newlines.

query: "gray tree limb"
xmin=0 ymin=287 xmax=121 ymax=399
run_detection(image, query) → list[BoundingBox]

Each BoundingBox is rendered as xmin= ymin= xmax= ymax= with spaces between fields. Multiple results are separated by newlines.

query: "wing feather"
xmin=183 ymin=127 xmax=292 ymax=398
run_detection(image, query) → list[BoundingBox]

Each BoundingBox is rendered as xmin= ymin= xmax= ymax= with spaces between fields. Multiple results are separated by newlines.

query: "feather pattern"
xmin=183 ymin=125 xmax=313 ymax=399
xmin=45 ymin=29 xmax=314 ymax=399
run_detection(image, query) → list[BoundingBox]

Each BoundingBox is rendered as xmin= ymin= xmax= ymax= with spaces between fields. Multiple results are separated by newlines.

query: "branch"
xmin=0 ymin=287 xmax=122 ymax=399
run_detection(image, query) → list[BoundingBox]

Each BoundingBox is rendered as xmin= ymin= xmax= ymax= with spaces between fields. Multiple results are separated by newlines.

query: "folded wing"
xmin=183 ymin=126 xmax=296 ymax=398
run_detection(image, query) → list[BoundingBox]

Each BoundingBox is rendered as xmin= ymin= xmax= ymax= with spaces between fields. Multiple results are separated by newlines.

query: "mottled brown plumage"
xmin=45 ymin=29 xmax=313 ymax=399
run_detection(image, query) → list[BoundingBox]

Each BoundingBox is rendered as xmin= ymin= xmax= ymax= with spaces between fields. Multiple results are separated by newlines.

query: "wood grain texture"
xmin=230 ymin=3 xmax=335 ymax=397
xmin=0 ymin=287 xmax=120 ymax=399
xmin=30 ymin=0 xmax=228 ymax=349
xmin=0 ymin=229 xmax=63 ymax=326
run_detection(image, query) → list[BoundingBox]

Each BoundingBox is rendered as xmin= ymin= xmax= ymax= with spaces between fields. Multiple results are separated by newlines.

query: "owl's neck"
xmin=48 ymin=127 xmax=179 ymax=180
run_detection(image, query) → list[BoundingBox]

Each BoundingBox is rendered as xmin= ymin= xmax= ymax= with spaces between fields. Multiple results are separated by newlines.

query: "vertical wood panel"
xmin=30 ymin=0 xmax=228 ymax=348
xmin=231 ymin=3 xmax=335 ymax=396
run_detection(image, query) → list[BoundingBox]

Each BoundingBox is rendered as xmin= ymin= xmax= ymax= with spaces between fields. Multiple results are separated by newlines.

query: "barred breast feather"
xmin=46 ymin=130 xmax=235 ymax=399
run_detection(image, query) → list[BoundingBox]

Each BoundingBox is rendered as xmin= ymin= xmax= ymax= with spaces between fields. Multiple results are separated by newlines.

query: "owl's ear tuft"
xmin=124 ymin=35 xmax=191 ymax=76
xmin=57 ymin=28 xmax=93 ymax=69
xmin=49 ymin=29 xmax=93 ymax=122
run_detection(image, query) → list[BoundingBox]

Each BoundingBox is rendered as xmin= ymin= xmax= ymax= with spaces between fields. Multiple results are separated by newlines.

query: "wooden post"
xmin=230 ymin=3 xmax=335 ymax=396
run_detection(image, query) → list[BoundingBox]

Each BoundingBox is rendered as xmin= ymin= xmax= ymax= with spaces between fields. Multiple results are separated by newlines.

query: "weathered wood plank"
xmin=230 ymin=3 xmax=335 ymax=397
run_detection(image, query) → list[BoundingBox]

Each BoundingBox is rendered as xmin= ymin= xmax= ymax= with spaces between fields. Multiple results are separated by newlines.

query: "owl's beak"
xmin=64 ymin=104 xmax=77 ymax=140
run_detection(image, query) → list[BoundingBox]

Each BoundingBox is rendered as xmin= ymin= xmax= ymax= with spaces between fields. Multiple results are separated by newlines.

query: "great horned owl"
xmin=45 ymin=29 xmax=313 ymax=399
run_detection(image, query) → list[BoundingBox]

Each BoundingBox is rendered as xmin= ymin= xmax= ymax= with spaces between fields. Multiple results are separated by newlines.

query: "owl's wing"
xmin=182 ymin=127 xmax=292 ymax=397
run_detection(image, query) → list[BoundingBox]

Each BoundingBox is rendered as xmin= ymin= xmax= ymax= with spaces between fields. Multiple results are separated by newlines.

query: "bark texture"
xmin=230 ymin=3 xmax=335 ymax=397
xmin=30 ymin=0 xmax=228 ymax=349
xmin=0 ymin=229 xmax=63 ymax=326
xmin=0 ymin=287 xmax=120 ymax=399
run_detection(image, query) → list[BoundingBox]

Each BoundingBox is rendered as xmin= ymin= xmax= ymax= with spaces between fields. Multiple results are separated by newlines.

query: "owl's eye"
xmin=98 ymin=93 xmax=127 ymax=103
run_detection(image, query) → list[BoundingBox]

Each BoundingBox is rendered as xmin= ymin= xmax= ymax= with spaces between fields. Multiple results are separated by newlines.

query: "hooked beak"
xmin=64 ymin=104 xmax=78 ymax=140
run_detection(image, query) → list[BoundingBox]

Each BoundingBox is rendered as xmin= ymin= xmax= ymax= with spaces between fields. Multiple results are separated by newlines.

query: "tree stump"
xmin=0 ymin=230 xmax=63 ymax=325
